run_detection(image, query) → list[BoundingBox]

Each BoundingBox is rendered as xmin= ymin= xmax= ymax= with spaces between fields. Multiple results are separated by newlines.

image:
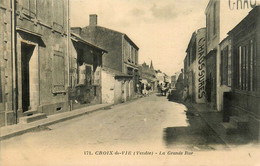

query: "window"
xmin=227 ymin=45 xmax=232 ymax=86
xmin=21 ymin=0 xmax=36 ymax=18
xmin=235 ymin=39 xmax=256 ymax=91
xmin=37 ymin=0 xmax=52 ymax=25
xmin=53 ymin=0 xmax=64 ymax=29
xmin=207 ymin=14 xmax=210 ymax=41
xmin=249 ymin=39 xmax=257 ymax=91
xmin=213 ymin=2 xmax=217 ymax=35
xmin=135 ymin=50 xmax=138 ymax=64
xmin=52 ymin=51 xmax=65 ymax=93
xmin=85 ymin=65 xmax=93 ymax=87
xmin=238 ymin=46 xmax=242 ymax=88
xmin=221 ymin=50 xmax=224 ymax=85
xmin=77 ymin=64 xmax=93 ymax=87
xmin=127 ymin=44 xmax=131 ymax=62
xmin=131 ymin=47 xmax=134 ymax=63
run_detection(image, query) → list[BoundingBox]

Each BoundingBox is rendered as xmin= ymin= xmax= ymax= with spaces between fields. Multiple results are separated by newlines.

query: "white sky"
xmin=71 ymin=0 xmax=209 ymax=76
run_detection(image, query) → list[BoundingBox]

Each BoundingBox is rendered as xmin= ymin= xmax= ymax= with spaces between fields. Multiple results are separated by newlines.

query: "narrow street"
xmin=1 ymin=94 xmax=230 ymax=165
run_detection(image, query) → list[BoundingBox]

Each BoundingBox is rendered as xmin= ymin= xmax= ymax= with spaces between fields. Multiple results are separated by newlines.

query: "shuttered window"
xmin=21 ymin=0 xmax=36 ymax=18
xmin=235 ymin=39 xmax=256 ymax=91
xmin=52 ymin=51 xmax=65 ymax=93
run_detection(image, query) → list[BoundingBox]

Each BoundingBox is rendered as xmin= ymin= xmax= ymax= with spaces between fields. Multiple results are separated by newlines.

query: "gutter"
xmin=11 ymin=0 xmax=17 ymax=124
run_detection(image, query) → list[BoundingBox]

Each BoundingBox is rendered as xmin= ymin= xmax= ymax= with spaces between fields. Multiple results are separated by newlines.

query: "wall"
xmin=205 ymin=52 xmax=217 ymax=109
xmin=79 ymin=27 xmax=123 ymax=73
xmin=195 ymin=28 xmax=206 ymax=103
xmin=229 ymin=7 xmax=260 ymax=140
xmin=69 ymin=40 xmax=102 ymax=108
xmin=114 ymin=79 xmax=123 ymax=104
xmin=206 ymin=0 xmax=259 ymax=111
xmin=15 ymin=0 xmax=69 ymax=117
xmin=101 ymin=70 xmax=115 ymax=104
xmin=218 ymin=37 xmax=232 ymax=111
xmin=206 ymin=0 xmax=220 ymax=54
xmin=0 ymin=0 xmax=13 ymax=126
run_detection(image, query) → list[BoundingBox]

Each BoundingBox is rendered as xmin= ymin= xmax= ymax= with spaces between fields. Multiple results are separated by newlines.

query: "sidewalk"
xmin=0 ymin=103 xmax=113 ymax=140
xmin=185 ymin=102 xmax=253 ymax=146
xmin=0 ymin=93 xmax=144 ymax=141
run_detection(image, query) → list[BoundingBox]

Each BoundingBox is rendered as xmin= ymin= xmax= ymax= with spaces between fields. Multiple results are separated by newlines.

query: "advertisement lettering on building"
xmin=195 ymin=28 xmax=206 ymax=103
xmin=220 ymin=0 xmax=260 ymax=42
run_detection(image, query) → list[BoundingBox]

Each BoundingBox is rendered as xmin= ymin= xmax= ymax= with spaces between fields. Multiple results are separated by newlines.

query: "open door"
xmin=21 ymin=42 xmax=38 ymax=112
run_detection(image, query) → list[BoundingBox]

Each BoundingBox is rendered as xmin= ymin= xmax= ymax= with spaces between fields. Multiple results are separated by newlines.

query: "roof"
xmin=82 ymin=25 xmax=139 ymax=50
xmin=186 ymin=32 xmax=196 ymax=52
xmin=71 ymin=32 xmax=108 ymax=53
xmin=228 ymin=6 xmax=260 ymax=35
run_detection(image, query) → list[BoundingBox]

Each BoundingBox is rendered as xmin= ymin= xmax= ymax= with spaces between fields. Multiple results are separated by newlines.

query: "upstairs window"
xmin=53 ymin=0 xmax=64 ymax=30
xmin=207 ymin=14 xmax=210 ymax=41
xmin=20 ymin=0 xmax=37 ymax=18
xmin=213 ymin=2 xmax=217 ymax=35
xmin=220 ymin=46 xmax=229 ymax=86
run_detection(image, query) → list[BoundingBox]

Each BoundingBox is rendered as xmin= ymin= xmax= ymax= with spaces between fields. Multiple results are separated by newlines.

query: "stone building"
xmin=138 ymin=61 xmax=157 ymax=91
xmin=69 ymin=33 xmax=107 ymax=109
xmin=184 ymin=32 xmax=196 ymax=103
xmin=227 ymin=6 xmax=260 ymax=141
xmin=71 ymin=15 xmax=139 ymax=104
xmin=0 ymin=0 xmax=13 ymax=126
xmin=184 ymin=28 xmax=206 ymax=104
xmin=218 ymin=36 xmax=232 ymax=111
xmin=205 ymin=0 xmax=259 ymax=111
xmin=1 ymin=0 xmax=70 ymax=126
xmin=171 ymin=75 xmax=176 ymax=88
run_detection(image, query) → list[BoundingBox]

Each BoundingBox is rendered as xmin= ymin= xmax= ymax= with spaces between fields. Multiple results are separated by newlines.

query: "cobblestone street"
xmin=1 ymin=94 xmax=242 ymax=166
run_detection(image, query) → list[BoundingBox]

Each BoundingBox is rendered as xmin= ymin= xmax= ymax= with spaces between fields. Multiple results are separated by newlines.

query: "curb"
xmin=186 ymin=102 xmax=230 ymax=147
xmin=0 ymin=104 xmax=113 ymax=141
xmin=198 ymin=112 xmax=229 ymax=147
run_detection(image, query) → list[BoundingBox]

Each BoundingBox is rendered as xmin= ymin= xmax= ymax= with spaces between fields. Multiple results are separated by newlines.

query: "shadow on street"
xmin=162 ymin=94 xmax=228 ymax=151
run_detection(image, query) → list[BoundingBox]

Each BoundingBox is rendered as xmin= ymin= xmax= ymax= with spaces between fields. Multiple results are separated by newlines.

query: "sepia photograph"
xmin=0 ymin=0 xmax=260 ymax=165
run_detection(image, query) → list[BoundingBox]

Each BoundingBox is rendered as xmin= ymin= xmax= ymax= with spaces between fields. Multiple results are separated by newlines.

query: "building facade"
xmin=218 ymin=36 xmax=232 ymax=111
xmin=0 ymin=0 xmax=71 ymax=126
xmin=228 ymin=6 xmax=260 ymax=141
xmin=71 ymin=15 xmax=139 ymax=104
xmin=205 ymin=0 xmax=259 ymax=111
xmin=69 ymin=33 xmax=107 ymax=109
xmin=171 ymin=75 xmax=176 ymax=88
xmin=184 ymin=28 xmax=206 ymax=103
xmin=0 ymin=0 xmax=13 ymax=126
xmin=139 ymin=61 xmax=157 ymax=91
xmin=185 ymin=32 xmax=196 ymax=103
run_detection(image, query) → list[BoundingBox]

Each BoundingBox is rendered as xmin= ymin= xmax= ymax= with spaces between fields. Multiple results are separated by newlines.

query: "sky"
xmin=71 ymin=0 xmax=209 ymax=76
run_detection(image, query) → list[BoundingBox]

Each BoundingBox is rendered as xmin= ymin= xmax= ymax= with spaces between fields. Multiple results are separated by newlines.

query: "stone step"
xmin=19 ymin=113 xmax=47 ymax=124
xmin=230 ymin=116 xmax=249 ymax=132
xmin=23 ymin=110 xmax=38 ymax=116
xmin=221 ymin=122 xmax=238 ymax=134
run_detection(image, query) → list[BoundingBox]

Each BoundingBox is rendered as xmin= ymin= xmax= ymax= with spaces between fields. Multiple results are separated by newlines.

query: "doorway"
xmin=21 ymin=42 xmax=38 ymax=112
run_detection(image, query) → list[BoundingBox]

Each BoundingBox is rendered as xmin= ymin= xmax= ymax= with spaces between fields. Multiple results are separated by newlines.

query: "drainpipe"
xmin=67 ymin=0 xmax=72 ymax=110
xmin=11 ymin=0 xmax=17 ymax=123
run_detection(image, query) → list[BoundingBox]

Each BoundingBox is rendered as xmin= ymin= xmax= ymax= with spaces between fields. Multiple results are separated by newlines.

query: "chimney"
xmin=89 ymin=14 xmax=97 ymax=26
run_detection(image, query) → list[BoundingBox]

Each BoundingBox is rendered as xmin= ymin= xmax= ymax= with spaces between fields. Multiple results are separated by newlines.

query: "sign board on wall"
xmin=219 ymin=0 xmax=260 ymax=42
xmin=195 ymin=28 xmax=206 ymax=103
